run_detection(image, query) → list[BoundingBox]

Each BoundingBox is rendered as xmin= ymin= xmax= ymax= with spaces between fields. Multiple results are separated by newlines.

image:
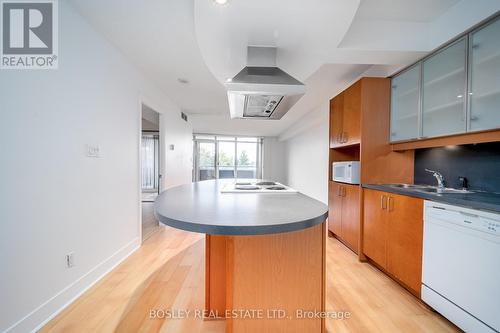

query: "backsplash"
xmin=414 ymin=142 xmax=500 ymax=193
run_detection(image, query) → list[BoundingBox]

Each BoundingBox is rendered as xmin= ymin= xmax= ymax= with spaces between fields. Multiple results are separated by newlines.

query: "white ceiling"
xmin=355 ymin=0 xmax=460 ymax=22
xmin=193 ymin=0 xmax=361 ymax=82
xmin=69 ymin=0 xmax=499 ymax=137
xmin=69 ymin=0 xmax=227 ymax=116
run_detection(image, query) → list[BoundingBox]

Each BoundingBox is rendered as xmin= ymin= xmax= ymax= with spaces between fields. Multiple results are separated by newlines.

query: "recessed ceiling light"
xmin=177 ymin=78 xmax=189 ymax=84
xmin=213 ymin=0 xmax=228 ymax=5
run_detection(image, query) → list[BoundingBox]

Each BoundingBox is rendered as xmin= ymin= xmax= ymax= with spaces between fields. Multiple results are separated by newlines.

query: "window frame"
xmin=193 ymin=134 xmax=263 ymax=181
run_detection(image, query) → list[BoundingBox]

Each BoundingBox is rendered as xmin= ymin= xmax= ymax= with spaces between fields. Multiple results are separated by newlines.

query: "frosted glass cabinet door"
xmin=469 ymin=17 xmax=500 ymax=132
xmin=390 ymin=64 xmax=420 ymax=142
xmin=422 ymin=38 xmax=467 ymax=138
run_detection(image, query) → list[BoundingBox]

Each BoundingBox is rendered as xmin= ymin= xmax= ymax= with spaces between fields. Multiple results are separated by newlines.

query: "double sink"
xmin=386 ymin=184 xmax=474 ymax=194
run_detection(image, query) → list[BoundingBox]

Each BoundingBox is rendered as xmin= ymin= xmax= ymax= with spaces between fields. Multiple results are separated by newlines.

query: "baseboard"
xmin=5 ymin=237 xmax=141 ymax=333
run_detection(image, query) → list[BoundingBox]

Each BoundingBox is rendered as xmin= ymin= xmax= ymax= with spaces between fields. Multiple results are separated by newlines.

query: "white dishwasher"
xmin=422 ymin=201 xmax=500 ymax=333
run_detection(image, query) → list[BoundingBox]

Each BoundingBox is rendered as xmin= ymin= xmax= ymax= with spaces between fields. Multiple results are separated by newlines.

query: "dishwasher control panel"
xmin=425 ymin=202 xmax=500 ymax=236
xmin=486 ymin=219 xmax=499 ymax=233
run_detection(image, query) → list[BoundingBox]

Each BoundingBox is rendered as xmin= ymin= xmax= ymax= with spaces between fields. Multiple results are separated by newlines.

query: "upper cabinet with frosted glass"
xmin=389 ymin=14 xmax=500 ymax=143
xmin=468 ymin=17 xmax=500 ymax=132
xmin=422 ymin=38 xmax=467 ymax=138
xmin=390 ymin=64 xmax=421 ymax=142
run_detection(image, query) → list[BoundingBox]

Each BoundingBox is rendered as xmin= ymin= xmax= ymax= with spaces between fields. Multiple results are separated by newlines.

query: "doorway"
xmin=141 ymin=104 xmax=161 ymax=241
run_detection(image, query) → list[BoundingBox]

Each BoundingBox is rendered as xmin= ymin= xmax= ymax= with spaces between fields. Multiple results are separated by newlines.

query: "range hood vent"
xmin=225 ymin=48 xmax=305 ymax=120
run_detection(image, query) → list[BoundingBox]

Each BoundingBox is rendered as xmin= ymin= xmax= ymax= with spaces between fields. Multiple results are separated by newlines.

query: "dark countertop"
xmin=154 ymin=179 xmax=328 ymax=235
xmin=363 ymin=184 xmax=500 ymax=214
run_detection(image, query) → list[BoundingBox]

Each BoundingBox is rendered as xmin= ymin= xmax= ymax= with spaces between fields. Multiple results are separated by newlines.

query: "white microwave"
xmin=332 ymin=161 xmax=360 ymax=184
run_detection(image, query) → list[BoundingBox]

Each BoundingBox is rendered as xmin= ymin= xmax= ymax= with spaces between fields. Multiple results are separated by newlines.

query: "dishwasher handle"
xmin=460 ymin=211 xmax=479 ymax=218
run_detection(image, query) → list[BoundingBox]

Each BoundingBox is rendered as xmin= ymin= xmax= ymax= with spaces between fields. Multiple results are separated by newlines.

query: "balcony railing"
xmin=198 ymin=166 xmax=257 ymax=180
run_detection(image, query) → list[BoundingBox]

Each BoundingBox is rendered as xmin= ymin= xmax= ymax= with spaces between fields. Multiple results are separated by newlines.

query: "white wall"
xmin=160 ymin=112 xmax=193 ymax=189
xmin=0 ymin=2 xmax=192 ymax=332
xmin=262 ymin=137 xmax=286 ymax=184
xmin=279 ymin=103 xmax=330 ymax=204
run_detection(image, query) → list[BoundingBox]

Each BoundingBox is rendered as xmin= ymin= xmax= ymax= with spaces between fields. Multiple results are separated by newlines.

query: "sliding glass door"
xmin=236 ymin=139 xmax=258 ymax=178
xmin=218 ymin=141 xmax=236 ymax=178
xmin=197 ymin=141 xmax=216 ymax=181
xmin=193 ymin=135 xmax=262 ymax=181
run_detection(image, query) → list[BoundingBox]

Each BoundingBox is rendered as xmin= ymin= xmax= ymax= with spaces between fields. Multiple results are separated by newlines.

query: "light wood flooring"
xmin=41 ymin=226 xmax=460 ymax=333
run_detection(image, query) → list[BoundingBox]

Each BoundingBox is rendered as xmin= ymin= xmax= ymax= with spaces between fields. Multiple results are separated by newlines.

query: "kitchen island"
xmin=154 ymin=179 xmax=328 ymax=333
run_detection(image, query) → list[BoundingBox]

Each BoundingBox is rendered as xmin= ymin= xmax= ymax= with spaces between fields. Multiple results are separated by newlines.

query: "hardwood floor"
xmin=41 ymin=226 xmax=460 ymax=333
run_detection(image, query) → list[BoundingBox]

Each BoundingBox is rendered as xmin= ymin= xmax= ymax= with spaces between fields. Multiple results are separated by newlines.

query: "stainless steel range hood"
xmin=225 ymin=47 xmax=305 ymax=120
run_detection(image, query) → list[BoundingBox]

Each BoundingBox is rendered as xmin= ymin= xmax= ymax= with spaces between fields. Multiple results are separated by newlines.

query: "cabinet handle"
xmin=381 ymin=195 xmax=387 ymax=210
xmin=342 ymin=187 xmax=346 ymax=197
xmin=343 ymin=132 xmax=348 ymax=143
xmin=337 ymin=186 xmax=341 ymax=196
xmin=388 ymin=197 xmax=394 ymax=212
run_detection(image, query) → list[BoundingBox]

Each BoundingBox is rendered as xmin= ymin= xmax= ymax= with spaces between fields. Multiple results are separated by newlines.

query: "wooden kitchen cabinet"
xmin=341 ymin=81 xmax=361 ymax=146
xmin=328 ymin=181 xmax=359 ymax=253
xmin=362 ymin=188 xmax=423 ymax=296
xmin=329 ymin=83 xmax=360 ymax=148
xmin=341 ymin=184 xmax=360 ymax=251
xmin=328 ymin=181 xmax=342 ymax=235
xmin=362 ymin=189 xmax=388 ymax=268
xmin=328 ymin=77 xmax=414 ymax=261
xmin=329 ymin=95 xmax=343 ymax=147
xmin=386 ymin=193 xmax=423 ymax=295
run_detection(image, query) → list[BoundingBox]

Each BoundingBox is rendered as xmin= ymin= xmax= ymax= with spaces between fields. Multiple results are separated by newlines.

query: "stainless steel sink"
xmin=387 ymin=184 xmax=430 ymax=189
xmin=385 ymin=184 xmax=474 ymax=194
xmin=416 ymin=187 xmax=474 ymax=194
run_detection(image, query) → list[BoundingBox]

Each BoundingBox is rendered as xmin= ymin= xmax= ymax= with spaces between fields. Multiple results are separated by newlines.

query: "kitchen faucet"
xmin=425 ymin=169 xmax=445 ymax=189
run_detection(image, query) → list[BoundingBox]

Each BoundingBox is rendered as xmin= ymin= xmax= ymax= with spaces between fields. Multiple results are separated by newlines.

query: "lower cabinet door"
xmin=341 ymin=184 xmax=360 ymax=253
xmin=328 ymin=181 xmax=342 ymax=235
xmin=362 ymin=189 xmax=388 ymax=269
xmin=386 ymin=193 xmax=424 ymax=296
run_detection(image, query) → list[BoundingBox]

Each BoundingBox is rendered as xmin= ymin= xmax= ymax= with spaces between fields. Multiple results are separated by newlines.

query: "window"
xmin=193 ymin=135 xmax=263 ymax=181
xmin=141 ymin=134 xmax=159 ymax=190
xmin=197 ymin=141 xmax=216 ymax=181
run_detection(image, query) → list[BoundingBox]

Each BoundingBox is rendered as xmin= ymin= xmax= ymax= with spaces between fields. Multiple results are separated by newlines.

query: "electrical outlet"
xmin=66 ymin=252 xmax=75 ymax=268
xmin=86 ymin=144 xmax=101 ymax=158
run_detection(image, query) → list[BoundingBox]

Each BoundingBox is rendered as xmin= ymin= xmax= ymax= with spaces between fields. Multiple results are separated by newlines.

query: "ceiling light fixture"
xmin=177 ymin=78 xmax=189 ymax=84
xmin=213 ymin=0 xmax=228 ymax=6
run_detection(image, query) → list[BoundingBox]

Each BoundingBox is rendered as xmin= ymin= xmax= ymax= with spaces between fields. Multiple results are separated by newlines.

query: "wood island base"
xmin=205 ymin=222 xmax=326 ymax=333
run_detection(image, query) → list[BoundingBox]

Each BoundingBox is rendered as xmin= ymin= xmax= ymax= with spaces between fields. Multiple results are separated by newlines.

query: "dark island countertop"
xmin=363 ymin=184 xmax=500 ymax=214
xmin=154 ymin=180 xmax=328 ymax=235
